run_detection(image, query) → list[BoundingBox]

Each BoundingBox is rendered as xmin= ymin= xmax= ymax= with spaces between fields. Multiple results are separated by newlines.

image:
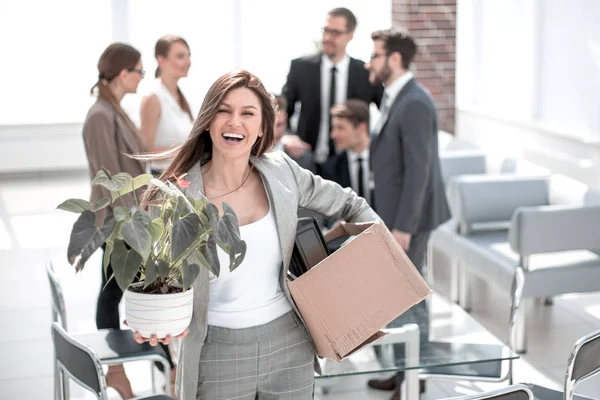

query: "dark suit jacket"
xmin=282 ymin=53 xmax=384 ymax=152
xmin=320 ymin=151 xmax=351 ymax=189
xmin=370 ymin=78 xmax=450 ymax=234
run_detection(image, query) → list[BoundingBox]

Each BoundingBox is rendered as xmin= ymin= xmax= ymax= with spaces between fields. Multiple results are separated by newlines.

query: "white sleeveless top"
xmin=207 ymin=205 xmax=293 ymax=329
xmin=149 ymin=79 xmax=194 ymax=171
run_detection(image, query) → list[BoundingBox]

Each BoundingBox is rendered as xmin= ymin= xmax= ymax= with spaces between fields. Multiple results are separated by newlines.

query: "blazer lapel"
xmin=347 ymin=58 xmax=358 ymax=98
xmin=253 ymin=157 xmax=294 ymax=267
xmin=372 ymin=78 xmax=416 ymax=151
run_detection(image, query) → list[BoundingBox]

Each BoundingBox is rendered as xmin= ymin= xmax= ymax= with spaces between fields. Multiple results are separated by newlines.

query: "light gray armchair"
xmin=448 ymin=174 xmax=600 ymax=353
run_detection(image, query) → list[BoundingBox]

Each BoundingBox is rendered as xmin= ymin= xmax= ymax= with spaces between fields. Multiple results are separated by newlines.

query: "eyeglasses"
xmin=321 ymin=27 xmax=349 ymax=37
xmin=128 ymin=68 xmax=145 ymax=78
xmin=370 ymin=52 xmax=388 ymax=61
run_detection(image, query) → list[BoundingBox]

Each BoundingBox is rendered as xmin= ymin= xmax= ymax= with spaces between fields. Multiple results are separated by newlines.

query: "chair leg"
xmin=164 ymin=362 xmax=172 ymax=396
xmin=450 ymin=260 xmax=459 ymax=304
xmin=54 ymin=361 xmax=59 ymax=400
xmin=458 ymin=265 xmax=472 ymax=312
xmin=425 ymin=242 xmax=434 ymax=313
xmin=151 ymin=363 xmax=156 ymax=393
xmin=513 ymin=298 xmax=528 ymax=354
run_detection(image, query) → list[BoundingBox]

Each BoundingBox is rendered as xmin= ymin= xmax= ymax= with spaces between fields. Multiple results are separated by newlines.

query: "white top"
xmin=317 ymin=54 xmax=351 ymax=164
xmin=207 ymin=205 xmax=292 ymax=329
xmin=347 ymin=148 xmax=371 ymax=204
xmin=149 ymin=79 xmax=194 ymax=170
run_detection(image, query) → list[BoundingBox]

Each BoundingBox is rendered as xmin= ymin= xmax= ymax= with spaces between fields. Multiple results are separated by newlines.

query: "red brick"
xmin=393 ymin=0 xmax=456 ymax=131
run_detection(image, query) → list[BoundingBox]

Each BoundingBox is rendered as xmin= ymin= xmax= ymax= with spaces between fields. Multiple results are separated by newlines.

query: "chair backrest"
xmin=449 ymin=384 xmax=533 ymax=399
xmin=50 ymin=322 xmax=107 ymax=399
xmin=439 ymin=151 xmax=488 ymax=187
xmin=46 ymin=261 xmax=68 ymax=329
xmin=565 ymin=328 xmax=600 ymax=399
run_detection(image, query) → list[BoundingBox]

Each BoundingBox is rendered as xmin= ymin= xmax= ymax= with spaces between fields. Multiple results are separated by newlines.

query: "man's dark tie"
xmin=356 ymin=157 xmax=365 ymax=198
xmin=328 ymin=66 xmax=337 ymax=156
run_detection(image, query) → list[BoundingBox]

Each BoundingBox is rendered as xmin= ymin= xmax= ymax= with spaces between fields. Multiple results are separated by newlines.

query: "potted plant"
xmin=57 ymin=168 xmax=246 ymax=338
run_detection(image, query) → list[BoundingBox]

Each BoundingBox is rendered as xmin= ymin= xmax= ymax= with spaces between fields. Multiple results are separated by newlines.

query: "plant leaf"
xmin=174 ymin=196 xmax=187 ymax=218
xmin=113 ymin=206 xmax=130 ymax=222
xmin=202 ymin=233 xmax=220 ymax=277
xmin=110 ymin=239 xmax=142 ymax=291
xmin=144 ymin=259 xmax=159 ymax=289
xmin=229 ymin=240 xmax=247 ymax=272
xmin=57 ymin=199 xmax=91 ymax=213
xmin=171 ymin=213 xmax=200 ymax=260
xmin=217 ymin=214 xmax=241 ymax=246
xmin=68 ymin=211 xmax=116 ymax=271
xmin=93 ymin=171 xmax=133 ymax=192
xmin=93 ymin=197 xmax=111 ymax=212
xmin=110 ymin=173 xmax=153 ymax=201
xmin=194 ymin=247 xmax=212 ymax=273
xmin=181 ymin=259 xmax=201 ymax=289
xmin=156 ymin=259 xmax=170 ymax=278
xmin=120 ymin=210 xmax=152 ymax=261
xmin=103 ymin=220 xmax=123 ymax=278
xmin=204 ymin=202 xmax=220 ymax=230
xmin=91 ymin=169 xmax=111 ymax=186
xmin=149 ymin=218 xmax=165 ymax=243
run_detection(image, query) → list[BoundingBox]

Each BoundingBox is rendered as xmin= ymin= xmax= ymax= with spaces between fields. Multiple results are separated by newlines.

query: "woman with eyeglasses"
xmin=82 ymin=43 xmax=149 ymax=399
xmin=140 ymin=35 xmax=194 ymax=176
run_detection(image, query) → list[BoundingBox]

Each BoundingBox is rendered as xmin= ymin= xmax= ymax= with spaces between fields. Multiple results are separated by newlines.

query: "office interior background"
xmin=1 ymin=0 xmax=600 ymax=399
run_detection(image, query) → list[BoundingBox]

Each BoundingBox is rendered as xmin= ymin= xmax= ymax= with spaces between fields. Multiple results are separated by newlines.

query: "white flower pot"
xmin=124 ymin=284 xmax=194 ymax=339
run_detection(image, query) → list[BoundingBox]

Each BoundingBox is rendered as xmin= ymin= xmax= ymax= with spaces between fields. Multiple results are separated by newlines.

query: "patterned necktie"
xmin=373 ymin=92 xmax=389 ymax=135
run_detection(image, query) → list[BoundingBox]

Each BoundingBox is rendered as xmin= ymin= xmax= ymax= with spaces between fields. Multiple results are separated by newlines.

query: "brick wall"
xmin=392 ymin=0 xmax=456 ymax=133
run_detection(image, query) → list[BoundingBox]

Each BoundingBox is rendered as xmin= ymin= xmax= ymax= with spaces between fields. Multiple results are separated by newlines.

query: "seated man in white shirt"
xmin=321 ymin=99 xmax=372 ymax=205
xmin=271 ymin=95 xmax=316 ymax=172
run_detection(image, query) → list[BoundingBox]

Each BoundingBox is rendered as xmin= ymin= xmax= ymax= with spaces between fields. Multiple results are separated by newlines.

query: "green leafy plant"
xmin=58 ymin=168 xmax=246 ymax=293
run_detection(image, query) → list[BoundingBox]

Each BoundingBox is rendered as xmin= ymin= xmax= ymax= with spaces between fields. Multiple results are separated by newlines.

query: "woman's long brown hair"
xmin=155 ymin=35 xmax=193 ymax=121
xmin=141 ymin=69 xmax=277 ymax=205
xmin=91 ymin=43 xmax=146 ymax=150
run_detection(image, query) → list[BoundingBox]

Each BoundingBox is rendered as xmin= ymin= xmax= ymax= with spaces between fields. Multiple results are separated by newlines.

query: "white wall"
xmin=0 ymin=0 xmax=391 ymax=173
xmin=456 ymin=0 xmax=600 ymax=188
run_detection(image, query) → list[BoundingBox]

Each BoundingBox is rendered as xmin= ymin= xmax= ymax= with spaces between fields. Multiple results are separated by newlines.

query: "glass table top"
xmin=316 ymin=293 xmax=519 ymax=379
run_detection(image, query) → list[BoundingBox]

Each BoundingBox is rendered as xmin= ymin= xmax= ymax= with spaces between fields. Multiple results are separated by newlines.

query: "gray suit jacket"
xmin=176 ymin=151 xmax=378 ymax=399
xmin=370 ymin=78 xmax=450 ymax=234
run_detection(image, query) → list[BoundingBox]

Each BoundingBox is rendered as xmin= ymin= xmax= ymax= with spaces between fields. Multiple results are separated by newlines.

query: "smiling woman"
xmin=134 ymin=69 xmax=378 ymax=399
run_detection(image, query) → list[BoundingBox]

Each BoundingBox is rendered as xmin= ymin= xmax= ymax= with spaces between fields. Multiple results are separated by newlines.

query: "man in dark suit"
xmin=365 ymin=29 xmax=451 ymax=399
xmin=321 ymin=99 xmax=372 ymax=205
xmin=270 ymin=95 xmax=316 ymax=173
xmin=281 ymin=7 xmax=383 ymax=173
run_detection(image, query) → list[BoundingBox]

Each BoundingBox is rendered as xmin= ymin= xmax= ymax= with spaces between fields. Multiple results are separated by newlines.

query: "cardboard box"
xmin=287 ymin=220 xmax=431 ymax=361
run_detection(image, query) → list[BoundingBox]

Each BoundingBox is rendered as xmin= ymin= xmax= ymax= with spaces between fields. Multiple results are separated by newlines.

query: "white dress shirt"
xmin=347 ymin=148 xmax=371 ymax=204
xmin=317 ymin=54 xmax=351 ymax=164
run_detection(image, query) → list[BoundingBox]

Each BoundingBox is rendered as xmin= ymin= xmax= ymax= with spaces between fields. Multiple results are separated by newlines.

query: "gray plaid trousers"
xmin=197 ymin=312 xmax=315 ymax=399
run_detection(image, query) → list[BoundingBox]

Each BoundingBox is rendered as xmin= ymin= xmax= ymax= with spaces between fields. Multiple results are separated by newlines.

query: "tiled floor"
xmin=1 ymin=171 xmax=599 ymax=399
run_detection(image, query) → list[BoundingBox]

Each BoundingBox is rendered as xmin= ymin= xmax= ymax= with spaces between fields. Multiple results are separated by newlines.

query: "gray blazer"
xmin=176 ymin=151 xmax=378 ymax=399
xmin=82 ymin=98 xmax=146 ymax=223
xmin=370 ymin=78 xmax=450 ymax=234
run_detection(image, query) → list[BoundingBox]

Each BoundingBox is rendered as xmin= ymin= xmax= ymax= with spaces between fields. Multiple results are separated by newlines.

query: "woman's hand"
xmin=123 ymin=320 xmax=189 ymax=346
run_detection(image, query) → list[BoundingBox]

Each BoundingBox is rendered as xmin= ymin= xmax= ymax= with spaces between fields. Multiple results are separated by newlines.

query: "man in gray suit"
xmin=365 ymin=29 xmax=451 ymax=399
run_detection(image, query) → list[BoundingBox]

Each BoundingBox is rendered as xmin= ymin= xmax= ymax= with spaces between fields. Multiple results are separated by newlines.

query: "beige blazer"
xmin=176 ymin=151 xmax=379 ymax=399
xmin=82 ymin=98 xmax=146 ymax=223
